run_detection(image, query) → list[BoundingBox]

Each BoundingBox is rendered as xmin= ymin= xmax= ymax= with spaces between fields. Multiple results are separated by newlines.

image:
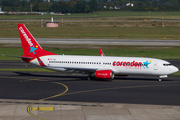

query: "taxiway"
xmin=0 ymin=60 xmax=180 ymax=120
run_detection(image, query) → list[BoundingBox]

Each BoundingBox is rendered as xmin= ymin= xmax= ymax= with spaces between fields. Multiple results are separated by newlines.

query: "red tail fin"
xmin=17 ymin=24 xmax=56 ymax=59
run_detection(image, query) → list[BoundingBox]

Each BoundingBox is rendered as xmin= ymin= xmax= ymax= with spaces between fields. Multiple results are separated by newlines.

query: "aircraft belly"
xmin=46 ymin=67 xmax=66 ymax=72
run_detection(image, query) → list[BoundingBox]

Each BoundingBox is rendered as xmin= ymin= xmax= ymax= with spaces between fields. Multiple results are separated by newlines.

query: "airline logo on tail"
xmin=19 ymin=27 xmax=33 ymax=47
xmin=19 ymin=26 xmax=39 ymax=55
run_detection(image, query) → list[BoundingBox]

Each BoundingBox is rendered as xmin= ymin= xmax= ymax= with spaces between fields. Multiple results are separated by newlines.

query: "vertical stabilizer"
xmin=17 ymin=24 xmax=56 ymax=60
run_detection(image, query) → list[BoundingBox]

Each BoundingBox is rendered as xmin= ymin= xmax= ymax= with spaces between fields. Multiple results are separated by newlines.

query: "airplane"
xmin=15 ymin=23 xmax=178 ymax=81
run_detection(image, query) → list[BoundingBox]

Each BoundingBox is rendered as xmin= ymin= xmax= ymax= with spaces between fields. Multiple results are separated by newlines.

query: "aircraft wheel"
xmin=87 ymin=76 xmax=92 ymax=80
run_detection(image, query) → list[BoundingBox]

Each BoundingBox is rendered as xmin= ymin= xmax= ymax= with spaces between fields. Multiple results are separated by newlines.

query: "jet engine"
xmin=95 ymin=70 xmax=114 ymax=79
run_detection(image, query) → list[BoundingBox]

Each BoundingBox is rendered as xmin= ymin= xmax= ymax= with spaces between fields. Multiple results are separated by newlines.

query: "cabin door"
xmin=154 ymin=61 xmax=158 ymax=70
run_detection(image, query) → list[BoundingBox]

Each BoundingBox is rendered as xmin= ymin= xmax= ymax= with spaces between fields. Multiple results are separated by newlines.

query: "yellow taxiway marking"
xmin=32 ymin=107 xmax=54 ymax=111
xmin=27 ymin=82 xmax=68 ymax=120
xmin=62 ymin=84 xmax=179 ymax=96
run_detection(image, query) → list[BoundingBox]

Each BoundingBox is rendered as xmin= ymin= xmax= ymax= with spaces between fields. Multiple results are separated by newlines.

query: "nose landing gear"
xmin=159 ymin=75 xmax=168 ymax=82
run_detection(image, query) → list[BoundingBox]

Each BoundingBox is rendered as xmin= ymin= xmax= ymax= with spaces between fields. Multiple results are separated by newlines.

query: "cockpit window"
xmin=163 ymin=64 xmax=172 ymax=66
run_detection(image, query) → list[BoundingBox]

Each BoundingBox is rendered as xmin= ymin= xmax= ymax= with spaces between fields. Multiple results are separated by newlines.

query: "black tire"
xmin=87 ymin=76 xmax=92 ymax=80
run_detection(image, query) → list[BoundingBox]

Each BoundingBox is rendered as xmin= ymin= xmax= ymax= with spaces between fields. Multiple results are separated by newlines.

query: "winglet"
xmin=99 ymin=48 xmax=105 ymax=57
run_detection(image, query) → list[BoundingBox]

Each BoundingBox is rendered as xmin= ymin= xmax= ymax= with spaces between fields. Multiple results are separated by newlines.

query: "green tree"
xmin=37 ymin=2 xmax=47 ymax=12
xmin=75 ymin=1 xmax=89 ymax=13
xmin=50 ymin=1 xmax=70 ymax=13
xmin=118 ymin=0 xmax=126 ymax=5
xmin=102 ymin=0 xmax=108 ymax=3
xmin=172 ymin=0 xmax=179 ymax=5
xmin=107 ymin=1 xmax=113 ymax=9
xmin=68 ymin=1 xmax=76 ymax=13
xmin=21 ymin=0 xmax=29 ymax=11
xmin=113 ymin=1 xmax=119 ymax=6
xmin=85 ymin=4 xmax=90 ymax=13
xmin=30 ymin=0 xmax=36 ymax=2
xmin=88 ymin=0 xmax=97 ymax=13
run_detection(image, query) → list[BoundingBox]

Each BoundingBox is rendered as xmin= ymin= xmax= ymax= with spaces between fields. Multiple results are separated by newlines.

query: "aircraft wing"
xmin=65 ymin=67 xmax=97 ymax=73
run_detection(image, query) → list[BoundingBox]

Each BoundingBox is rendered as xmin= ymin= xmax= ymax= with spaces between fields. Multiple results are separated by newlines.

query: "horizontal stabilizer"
xmin=3 ymin=54 xmax=33 ymax=59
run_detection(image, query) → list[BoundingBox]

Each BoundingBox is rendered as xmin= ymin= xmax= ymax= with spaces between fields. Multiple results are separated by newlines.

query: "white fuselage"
xmin=30 ymin=55 xmax=179 ymax=76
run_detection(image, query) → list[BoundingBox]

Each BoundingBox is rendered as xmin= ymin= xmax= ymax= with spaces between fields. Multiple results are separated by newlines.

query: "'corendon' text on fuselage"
xmin=113 ymin=61 xmax=143 ymax=67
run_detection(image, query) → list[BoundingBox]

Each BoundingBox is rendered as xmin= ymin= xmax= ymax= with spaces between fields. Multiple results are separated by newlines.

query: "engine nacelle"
xmin=95 ymin=70 xmax=114 ymax=79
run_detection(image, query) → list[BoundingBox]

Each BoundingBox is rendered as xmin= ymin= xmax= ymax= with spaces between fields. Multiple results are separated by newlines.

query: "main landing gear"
xmin=87 ymin=76 xmax=93 ymax=80
xmin=87 ymin=73 xmax=94 ymax=80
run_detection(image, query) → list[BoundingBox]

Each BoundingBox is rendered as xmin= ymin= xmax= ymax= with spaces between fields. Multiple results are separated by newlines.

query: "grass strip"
xmin=172 ymin=72 xmax=180 ymax=76
xmin=1 ymin=26 xmax=180 ymax=39
xmin=1 ymin=45 xmax=180 ymax=60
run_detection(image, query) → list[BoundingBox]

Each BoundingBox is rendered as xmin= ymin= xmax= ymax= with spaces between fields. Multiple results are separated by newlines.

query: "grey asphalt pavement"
xmin=0 ymin=60 xmax=180 ymax=120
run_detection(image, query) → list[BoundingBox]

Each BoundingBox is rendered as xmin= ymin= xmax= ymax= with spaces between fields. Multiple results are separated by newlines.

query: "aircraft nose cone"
xmin=172 ymin=66 xmax=179 ymax=73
